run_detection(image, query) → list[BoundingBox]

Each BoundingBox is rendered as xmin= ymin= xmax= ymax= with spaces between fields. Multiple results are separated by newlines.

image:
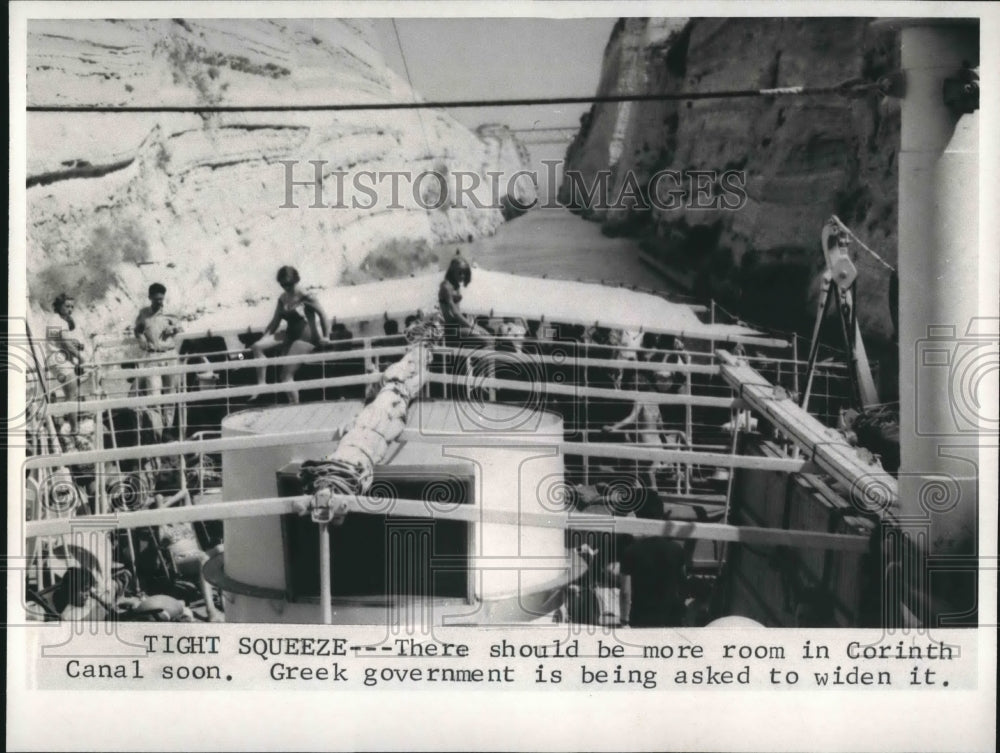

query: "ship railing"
xmin=28 ymin=339 xmax=856 ymax=505
xmin=29 ymin=334 xmax=857 ymax=499
xmin=23 ymin=345 xmax=882 ymax=622
xmin=23 ymin=472 xmax=871 ymax=557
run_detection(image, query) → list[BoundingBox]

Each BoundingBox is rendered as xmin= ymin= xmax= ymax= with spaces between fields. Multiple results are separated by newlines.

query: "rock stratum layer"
xmin=27 ymin=19 xmax=534 ymax=338
xmin=560 ymin=18 xmax=900 ymax=348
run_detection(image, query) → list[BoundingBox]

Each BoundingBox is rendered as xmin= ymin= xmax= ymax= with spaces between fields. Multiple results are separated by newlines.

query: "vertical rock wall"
xmin=561 ymin=18 xmax=900 ymax=348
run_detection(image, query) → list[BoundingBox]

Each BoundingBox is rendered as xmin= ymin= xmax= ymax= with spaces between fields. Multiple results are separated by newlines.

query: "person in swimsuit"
xmin=438 ymin=252 xmax=494 ymax=394
xmin=438 ymin=252 xmax=490 ymax=344
xmin=249 ymin=265 xmax=330 ymax=404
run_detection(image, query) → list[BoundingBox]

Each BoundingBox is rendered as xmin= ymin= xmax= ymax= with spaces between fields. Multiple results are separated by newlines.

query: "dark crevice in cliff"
xmin=664 ymin=21 xmax=693 ymax=77
xmin=27 ymin=157 xmax=136 ymax=188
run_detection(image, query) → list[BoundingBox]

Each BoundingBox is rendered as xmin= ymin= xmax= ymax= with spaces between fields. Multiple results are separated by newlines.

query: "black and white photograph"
xmin=7 ymin=2 xmax=998 ymax=751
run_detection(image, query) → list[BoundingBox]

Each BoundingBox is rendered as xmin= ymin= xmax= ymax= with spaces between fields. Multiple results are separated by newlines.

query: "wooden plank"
xmin=24 ymin=428 xmax=353 ymax=470
xmin=716 ymin=350 xmax=898 ymax=519
xmin=434 ymin=346 xmax=723 ymax=376
xmin=23 ymin=492 xmax=869 ymax=552
xmin=52 ymin=350 xmax=725 ymax=417
xmin=390 ymin=429 xmax=809 ymax=471
xmin=45 ymin=371 xmax=382 ymax=417
xmin=424 ymin=373 xmax=736 ymax=408
xmin=101 ymin=343 xmax=410 ymax=380
xmin=26 ymin=426 xmax=809 ymax=474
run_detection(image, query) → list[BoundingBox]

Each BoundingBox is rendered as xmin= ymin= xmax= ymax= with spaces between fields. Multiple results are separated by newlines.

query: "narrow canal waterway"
xmin=460 ymin=207 xmax=682 ymax=294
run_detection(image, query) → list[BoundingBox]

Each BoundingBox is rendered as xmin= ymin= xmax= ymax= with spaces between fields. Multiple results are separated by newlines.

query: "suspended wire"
xmin=390 ymin=19 xmax=453 ymax=234
xmin=831 ymin=214 xmax=897 ymax=273
xmin=391 ymin=19 xmax=431 ymax=154
xmin=25 ymin=79 xmax=885 ymax=113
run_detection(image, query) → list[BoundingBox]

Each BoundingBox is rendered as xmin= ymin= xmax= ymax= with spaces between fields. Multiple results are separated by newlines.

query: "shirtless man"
xmin=135 ymin=283 xmax=182 ymax=428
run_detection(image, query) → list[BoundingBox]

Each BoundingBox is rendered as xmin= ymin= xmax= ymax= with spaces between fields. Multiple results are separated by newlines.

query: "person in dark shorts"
xmin=619 ymin=536 xmax=687 ymax=627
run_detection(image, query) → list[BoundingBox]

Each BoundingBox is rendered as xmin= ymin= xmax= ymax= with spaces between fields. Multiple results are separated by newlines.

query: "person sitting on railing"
xmin=439 ymin=252 xmax=494 ymax=395
xmin=134 ymin=283 xmax=183 ymax=430
xmin=438 ymin=251 xmax=490 ymax=346
xmin=248 ymin=265 xmax=330 ymax=404
xmin=44 ymin=293 xmax=93 ymax=416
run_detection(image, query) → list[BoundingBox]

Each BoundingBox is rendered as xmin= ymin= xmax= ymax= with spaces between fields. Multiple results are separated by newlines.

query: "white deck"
xmin=192 ymin=270 xmax=765 ymax=340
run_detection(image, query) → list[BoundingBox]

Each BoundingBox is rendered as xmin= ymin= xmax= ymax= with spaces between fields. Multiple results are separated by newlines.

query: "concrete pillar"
xmin=895 ymin=20 xmax=981 ymax=626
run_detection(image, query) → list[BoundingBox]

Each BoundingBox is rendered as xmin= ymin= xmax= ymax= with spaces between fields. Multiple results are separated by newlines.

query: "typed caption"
xmin=31 ymin=628 xmax=978 ymax=691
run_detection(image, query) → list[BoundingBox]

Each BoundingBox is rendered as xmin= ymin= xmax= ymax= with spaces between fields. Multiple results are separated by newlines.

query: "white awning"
xmin=193 ymin=270 xmax=782 ymax=346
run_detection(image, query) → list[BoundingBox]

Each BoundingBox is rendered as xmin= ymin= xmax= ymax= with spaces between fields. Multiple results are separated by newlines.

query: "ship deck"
xmin=21 ymin=273 xmax=893 ymax=626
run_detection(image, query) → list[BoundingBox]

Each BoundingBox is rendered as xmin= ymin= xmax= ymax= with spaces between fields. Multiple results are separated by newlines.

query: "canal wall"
xmin=26 ymin=19 xmax=534 ymax=338
xmin=560 ymin=18 xmax=900 ymax=349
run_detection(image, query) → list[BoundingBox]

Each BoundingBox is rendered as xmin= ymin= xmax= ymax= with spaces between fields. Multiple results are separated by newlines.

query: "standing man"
xmin=45 ymin=292 xmax=93 ymax=433
xmin=135 ymin=283 xmax=182 ymax=430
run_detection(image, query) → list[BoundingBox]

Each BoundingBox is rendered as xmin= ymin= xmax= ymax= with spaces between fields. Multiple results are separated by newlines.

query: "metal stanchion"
xmin=318 ymin=520 xmax=332 ymax=625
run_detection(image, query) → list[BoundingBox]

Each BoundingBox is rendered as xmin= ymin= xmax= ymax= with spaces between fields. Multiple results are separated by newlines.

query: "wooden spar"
xmin=49 ymin=353 xmax=730 ymax=418
xmin=424 ymin=373 xmax=736 ymax=408
xmin=26 ymin=425 xmax=810 ymax=474
xmin=45 ymin=372 xmax=382 ymax=417
xmin=100 ymin=344 xmax=412 ymax=381
xmin=96 ymin=341 xmax=718 ymax=383
xmin=23 ymin=492 xmax=869 ymax=552
xmin=24 ymin=429 xmax=346 ymax=470
xmin=395 ymin=430 xmax=810 ymax=472
xmin=716 ymin=350 xmax=898 ymax=518
xmin=432 ymin=346 xmax=724 ymax=376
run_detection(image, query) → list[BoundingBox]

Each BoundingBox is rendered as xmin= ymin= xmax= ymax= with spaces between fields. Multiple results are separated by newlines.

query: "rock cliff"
xmin=560 ymin=18 xmax=900 ymax=351
xmin=26 ymin=19 xmax=534 ymax=338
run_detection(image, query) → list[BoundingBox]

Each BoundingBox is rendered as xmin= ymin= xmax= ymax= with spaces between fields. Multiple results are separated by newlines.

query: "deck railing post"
xmin=318 ymin=521 xmax=332 ymax=625
xmin=95 ymin=409 xmax=106 ymax=515
xmin=709 ymin=299 xmax=716 ymax=355
xmin=582 ymin=348 xmax=589 ymax=486
xmin=684 ymin=367 xmax=693 ymax=494
xmin=179 ymin=367 xmax=188 ymax=494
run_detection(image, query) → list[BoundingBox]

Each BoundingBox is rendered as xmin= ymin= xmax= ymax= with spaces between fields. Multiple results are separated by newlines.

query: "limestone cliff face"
xmin=27 ymin=19 xmax=533 ymax=337
xmin=476 ymin=124 xmax=537 ymax=218
xmin=561 ymin=18 xmax=900 ymax=347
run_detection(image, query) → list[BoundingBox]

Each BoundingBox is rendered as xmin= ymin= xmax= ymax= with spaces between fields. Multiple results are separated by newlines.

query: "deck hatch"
xmin=277 ymin=462 xmax=474 ymax=602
